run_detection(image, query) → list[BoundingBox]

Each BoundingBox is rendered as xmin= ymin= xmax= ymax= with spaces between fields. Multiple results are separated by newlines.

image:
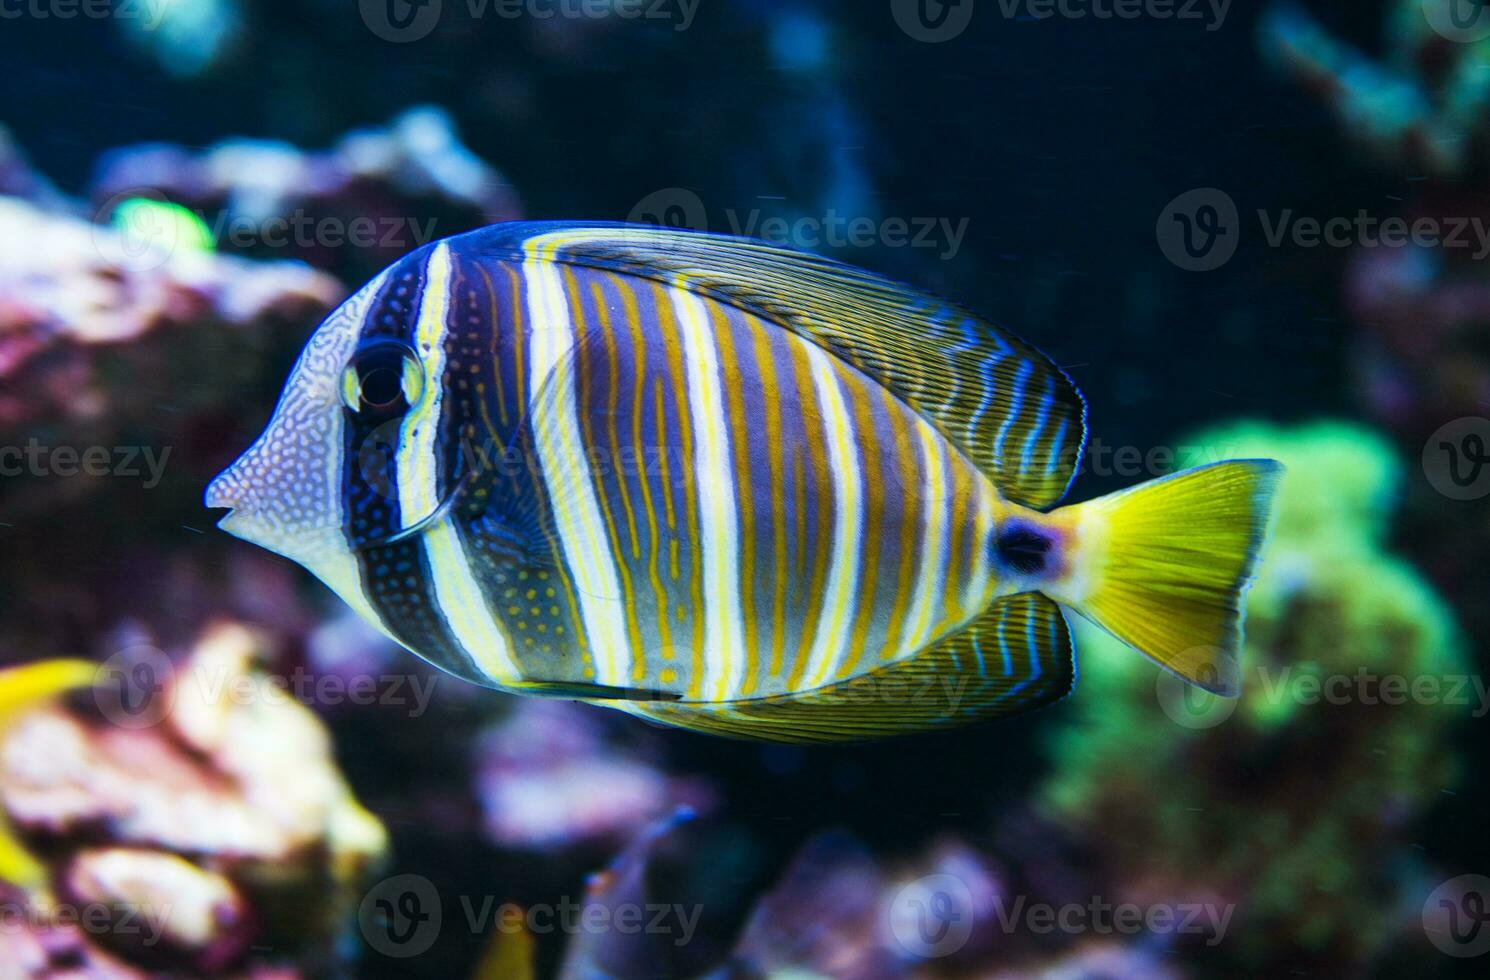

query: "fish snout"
xmin=204 ymin=466 xmax=243 ymax=512
xmin=205 ymin=428 xmax=346 ymax=561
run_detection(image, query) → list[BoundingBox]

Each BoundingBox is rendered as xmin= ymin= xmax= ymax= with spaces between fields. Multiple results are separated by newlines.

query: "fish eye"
xmin=340 ymin=342 xmax=425 ymax=414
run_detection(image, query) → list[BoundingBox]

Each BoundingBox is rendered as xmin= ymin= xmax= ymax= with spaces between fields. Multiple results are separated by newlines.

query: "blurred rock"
xmin=0 ymin=194 xmax=341 ymax=438
xmin=91 ymin=106 xmax=523 ymax=282
xmin=476 ymin=698 xmax=716 ymax=852
xmin=0 ymin=622 xmax=388 ymax=976
xmin=723 ymin=831 xmax=901 ymax=980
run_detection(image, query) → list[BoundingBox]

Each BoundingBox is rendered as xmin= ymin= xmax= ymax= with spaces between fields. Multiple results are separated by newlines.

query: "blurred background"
xmin=0 ymin=0 xmax=1487 ymax=976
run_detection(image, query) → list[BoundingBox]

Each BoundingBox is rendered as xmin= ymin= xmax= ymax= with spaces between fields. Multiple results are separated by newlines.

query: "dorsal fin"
xmin=622 ymin=592 xmax=1075 ymax=743
xmin=459 ymin=222 xmax=1088 ymax=509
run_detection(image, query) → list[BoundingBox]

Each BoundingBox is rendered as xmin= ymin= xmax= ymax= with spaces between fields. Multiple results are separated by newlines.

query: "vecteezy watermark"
xmin=891 ymin=0 xmax=1228 ymax=42
xmin=989 ymin=894 xmax=1234 ymax=946
xmin=1422 ymin=0 xmax=1490 ymax=44
xmin=182 ymin=665 xmax=440 ymax=718
xmin=1156 ymin=188 xmax=1240 ymax=272
xmin=1155 ymin=654 xmax=1237 ymax=729
xmin=1158 ymin=663 xmax=1490 ymax=730
xmin=360 ymin=874 xmax=443 ymax=958
xmin=1158 ymin=188 xmax=1490 ymax=271
xmin=1424 ymin=875 xmax=1490 ymax=958
xmin=92 ymin=645 xmax=439 ymax=730
xmin=1424 ymin=417 xmax=1490 ymax=501
xmin=0 ymin=441 xmax=171 ymax=489
xmin=0 ymin=0 xmax=170 ymax=29
xmin=891 ymin=0 xmax=978 ymax=42
xmin=0 ymin=898 xmax=173 ymax=945
xmin=1256 ymin=210 xmax=1490 ymax=259
xmin=627 ymin=187 xmax=971 ymax=260
xmin=889 ymin=873 xmax=976 ymax=958
xmin=994 ymin=0 xmax=1228 ymax=30
xmin=94 ymin=645 xmax=176 ymax=731
xmin=1081 ymin=437 xmax=1238 ymax=479
xmin=360 ymin=0 xmax=699 ymax=43
xmin=207 ymin=209 xmax=439 ymax=253
xmin=92 ymin=189 xmax=440 ymax=269
xmin=358 ymin=874 xmax=703 ymax=958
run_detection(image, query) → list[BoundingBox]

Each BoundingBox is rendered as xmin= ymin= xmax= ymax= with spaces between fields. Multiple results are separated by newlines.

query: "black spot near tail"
xmin=994 ymin=522 xmax=1052 ymax=577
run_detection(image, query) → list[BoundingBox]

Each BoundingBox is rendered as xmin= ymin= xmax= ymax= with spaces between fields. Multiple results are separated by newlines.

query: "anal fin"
xmin=626 ymin=593 xmax=1076 ymax=743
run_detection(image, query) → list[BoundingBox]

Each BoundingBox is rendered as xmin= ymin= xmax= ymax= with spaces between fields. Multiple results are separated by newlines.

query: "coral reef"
xmin=476 ymin=699 xmax=717 ymax=852
xmin=0 ymin=194 xmax=342 ymax=522
xmin=90 ymin=106 xmax=523 ymax=283
xmin=1260 ymin=5 xmax=1490 ymax=434
xmin=0 ymin=623 xmax=387 ymax=976
xmin=1260 ymin=3 xmax=1490 ymax=177
xmin=1261 ymin=0 xmax=1490 ymax=662
xmin=1040 ymin=420 xmax=1467 ymax=975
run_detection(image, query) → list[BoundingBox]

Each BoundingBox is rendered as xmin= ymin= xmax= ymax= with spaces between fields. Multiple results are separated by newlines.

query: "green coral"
xmin=1042 ymin=421 xmax=1466 ymax=973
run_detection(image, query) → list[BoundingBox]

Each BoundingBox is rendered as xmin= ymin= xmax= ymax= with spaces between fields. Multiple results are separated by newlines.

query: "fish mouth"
xmin=203 ymin=472 xmax=235 ymax=513
xmin=203 ymin=475 xmax=246 ymax=535
xmin=203 ymin=471 xmax=344 ymax=557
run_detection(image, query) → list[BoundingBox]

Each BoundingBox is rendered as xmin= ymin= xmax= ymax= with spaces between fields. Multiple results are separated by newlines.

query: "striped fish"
xmin=207 ymin=222 xmax=1282 ymax=742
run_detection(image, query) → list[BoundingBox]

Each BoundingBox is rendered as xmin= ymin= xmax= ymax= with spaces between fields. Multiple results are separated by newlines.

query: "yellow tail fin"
xmin=1046 ymin=460 xmax=1283 ymax=696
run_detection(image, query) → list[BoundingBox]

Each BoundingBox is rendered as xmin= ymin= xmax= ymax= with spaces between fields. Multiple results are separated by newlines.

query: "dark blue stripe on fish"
xmin=342 ymin=256 xmax=428 ymax=551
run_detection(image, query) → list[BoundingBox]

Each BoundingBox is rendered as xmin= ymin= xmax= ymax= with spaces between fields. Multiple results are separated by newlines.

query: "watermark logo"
xmin=0 ymin=0 xmax=170 ymax=29
xmin=94 ymin=639 xmax=439 ymax=730
xmin=1423 ymin=875 xmax=1490 ymax=957
xmin=1157 ymin=665 xmax=1490 ymax=729
xmin=627 ymin=186 xmax=710 ymax=236
xmin=1423 ymin=0 xmax=1490 ymax=43
xmin=211 ymin=210 xmax=439 ymax=252
xmin=94 ymin=645 xmax=176 ymax=731
xmin=1082 ymin=437 xmax=1238 ymax=479
xmin=361 ymin=874 xmax=443 ymax=958
xmin=626 ymin=188 xmax=971 ymax=259
xmin=1156 ymin=188 xmax=1239 ymax=272
xmin=1155 ymin=655 xmax=1236 ymax=729
xmin=990 ymin=894 xmax=1233 ymax=945
xmin=893 ymin=0 xmax=1228 ymax=42
xmin=0 ymin=899 xmax=172 ymax=945
xmin=1159 ymin=188 xmax=1490 ymax=271
xmin=888 ymin=873 xmax=975 ymax=958
xmin=1424 ymin=417 xmax=1490 ymax=501
xmin=891 ymin=0 xmax=976 ymax=42
xmin=995 ymin=0 xmax=1228 ymax=31
xmin=361 ymin=0 xmax=443 ymax=42
xmin=92 ymin=189 xmax=182 ymax=273
xmin=358 ymin=876 xmax=704 ymax=957
xmin=0 ymin=440 xmax=172 ymax=488
xmin=361 ymin=0 xmax=697 ymax=40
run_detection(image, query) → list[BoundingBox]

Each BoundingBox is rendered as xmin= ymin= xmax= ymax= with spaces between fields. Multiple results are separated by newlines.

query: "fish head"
xmin=201 ymin=249 xmax=455 ymax=579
